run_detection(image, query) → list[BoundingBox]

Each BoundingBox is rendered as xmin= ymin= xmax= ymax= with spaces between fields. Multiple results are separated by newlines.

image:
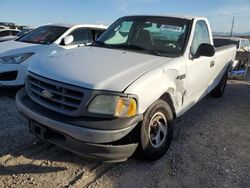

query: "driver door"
xmin=184 ymin=20 xmax=215 ymax=108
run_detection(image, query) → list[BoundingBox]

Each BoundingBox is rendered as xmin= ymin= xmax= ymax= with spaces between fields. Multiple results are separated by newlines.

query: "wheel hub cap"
xmin=148 ymin=112 xmax=168 ymax=148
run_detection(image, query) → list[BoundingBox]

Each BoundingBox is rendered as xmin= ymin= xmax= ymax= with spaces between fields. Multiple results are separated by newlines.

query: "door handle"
xmin=210 ymin=61 xmax=215 ymax=68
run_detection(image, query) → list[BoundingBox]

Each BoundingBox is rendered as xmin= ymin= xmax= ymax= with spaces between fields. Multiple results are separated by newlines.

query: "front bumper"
xmin=16 ymin=88 xmax=142 ymax=162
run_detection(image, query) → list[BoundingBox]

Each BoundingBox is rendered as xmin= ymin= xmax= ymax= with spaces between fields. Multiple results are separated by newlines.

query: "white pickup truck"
xmin=16 ymin=15 xmax=236 ymax=162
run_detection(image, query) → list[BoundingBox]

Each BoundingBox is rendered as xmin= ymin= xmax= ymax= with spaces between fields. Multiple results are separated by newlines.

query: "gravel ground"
xmin=0 ymin=73 xmax=249 ymax=188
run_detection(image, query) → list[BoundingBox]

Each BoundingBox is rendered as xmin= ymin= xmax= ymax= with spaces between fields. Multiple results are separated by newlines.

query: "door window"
xmin=90 ymin=29 xmax=105 ymax=41
xmin=190 ymin=21 xmax=211 ymax=55
xmin=69 ymin=28 xmax=92 ymax=44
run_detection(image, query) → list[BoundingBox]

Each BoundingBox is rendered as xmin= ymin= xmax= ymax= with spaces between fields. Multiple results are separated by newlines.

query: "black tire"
xmin=140 ymin=99 xmax=173 ymax=160
xmin=211 ymin=71 xmax=228 ymax=98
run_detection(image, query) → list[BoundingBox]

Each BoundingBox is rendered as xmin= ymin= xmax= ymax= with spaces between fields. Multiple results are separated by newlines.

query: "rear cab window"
xmin=145 ymin=23 xmax=188 ymax=50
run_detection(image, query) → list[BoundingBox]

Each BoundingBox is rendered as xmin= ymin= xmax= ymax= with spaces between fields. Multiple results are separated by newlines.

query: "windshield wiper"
xmin=113 ymin=44 xmax=163 ymax=56
xmin=92 ymin=41 xmax=105 ymax=45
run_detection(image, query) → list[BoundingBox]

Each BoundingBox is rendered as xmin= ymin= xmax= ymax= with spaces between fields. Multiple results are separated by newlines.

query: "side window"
xmin=190 ymin=21 xmax=211 ymax=55
xmin=69 ymin=28 xmax=92 ymax=45
xmin=90 ymin=29 xmax=105 ymax=41
xmin=0 ymin=31 xmax=9 ymax=37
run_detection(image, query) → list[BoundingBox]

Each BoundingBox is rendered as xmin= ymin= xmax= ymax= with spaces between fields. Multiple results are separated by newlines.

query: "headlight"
xmin=88 ymin=95 xmax=137 ymax=118
xmin=0 ymin=52 xmax=35 ymax=64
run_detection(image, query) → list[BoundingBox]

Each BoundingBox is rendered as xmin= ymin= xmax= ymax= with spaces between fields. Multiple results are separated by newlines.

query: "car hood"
xmin=29 ymin=47 xmax=172 ymax=92
xmin=0 ymin=40 xmax=48 ymax=56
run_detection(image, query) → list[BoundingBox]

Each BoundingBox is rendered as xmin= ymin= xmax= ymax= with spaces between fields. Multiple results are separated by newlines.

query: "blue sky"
xmin=0 ymin=0 xmax=249 ymax=33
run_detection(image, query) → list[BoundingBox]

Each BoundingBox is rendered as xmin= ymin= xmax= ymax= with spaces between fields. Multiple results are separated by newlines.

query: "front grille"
xmin=26 ymin=73 xmax=84 ymax=116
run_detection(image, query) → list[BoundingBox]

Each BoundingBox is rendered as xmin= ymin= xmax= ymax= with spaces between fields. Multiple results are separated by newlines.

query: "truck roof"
xmin=45 ymin=23 xmax=108 ymax=29
xmin=122 ymin=15 xmax=206 ymax=20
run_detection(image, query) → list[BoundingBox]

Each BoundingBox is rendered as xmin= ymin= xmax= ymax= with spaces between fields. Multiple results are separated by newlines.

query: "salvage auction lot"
xmin=0 ymin=74 xmax=249 ymax=188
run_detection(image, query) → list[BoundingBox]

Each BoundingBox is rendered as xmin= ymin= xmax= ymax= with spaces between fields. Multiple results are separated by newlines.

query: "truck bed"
xmin=214 ymin=37 xmax=249 ymax=79
xmin=214 ymin=37 xmax=238 ymax=47
xmin=214 ymin=43 xmax=237 ymax=52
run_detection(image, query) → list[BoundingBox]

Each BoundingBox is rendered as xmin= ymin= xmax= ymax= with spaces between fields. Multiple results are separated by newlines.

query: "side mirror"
xmin=195 ymin=43 xmax=215 ymax=58
xmin=63 ymin=35 xmax=74 ymax=45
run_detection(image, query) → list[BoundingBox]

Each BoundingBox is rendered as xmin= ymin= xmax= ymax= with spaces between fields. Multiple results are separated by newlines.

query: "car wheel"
xmin=140 ymin=99 xmax=173 ymax=160
xmin=211 ymin=71 xmax=228 ymax=98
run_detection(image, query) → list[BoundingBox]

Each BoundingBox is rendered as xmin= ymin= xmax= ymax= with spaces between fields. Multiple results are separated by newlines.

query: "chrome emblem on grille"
xmin=41 ymin=90 xmax=53 ymax=98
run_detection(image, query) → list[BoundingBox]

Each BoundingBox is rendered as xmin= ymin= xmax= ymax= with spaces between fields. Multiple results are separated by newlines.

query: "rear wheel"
xmin=140 ymin=100 xmax=173 ymax=160
xmin=211 ymin=71 xmax=228 ymax=98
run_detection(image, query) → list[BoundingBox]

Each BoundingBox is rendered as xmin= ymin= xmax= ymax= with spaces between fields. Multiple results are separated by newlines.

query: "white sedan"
xmin=0 ymin=23 xmax=107 ymax=87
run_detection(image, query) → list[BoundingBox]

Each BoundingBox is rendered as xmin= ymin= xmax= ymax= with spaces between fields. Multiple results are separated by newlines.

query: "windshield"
xmin=18 ymin=26 xmax=68 ymax=44
xmin=95 ymin=16 xmax=191 ymax=57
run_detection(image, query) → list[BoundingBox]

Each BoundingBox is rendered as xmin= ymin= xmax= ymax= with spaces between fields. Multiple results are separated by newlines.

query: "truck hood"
xmin=29 ymin=47 xmax=171 ymax=92
xmin=0 ymin=40 xmax=48 ymax=56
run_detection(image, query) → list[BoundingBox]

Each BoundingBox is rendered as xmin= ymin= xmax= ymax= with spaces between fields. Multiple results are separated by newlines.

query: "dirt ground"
xmin=0 ymin=73 xmax=249 ymax=188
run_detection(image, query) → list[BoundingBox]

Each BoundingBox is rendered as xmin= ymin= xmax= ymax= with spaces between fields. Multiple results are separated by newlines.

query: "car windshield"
xmin=18 ymin=26 xmax=68 ymax=44
xmin=15 ymin=29 xmax=33 ymax=37
xmin=94 ymin=16 xmax=191 ymax=57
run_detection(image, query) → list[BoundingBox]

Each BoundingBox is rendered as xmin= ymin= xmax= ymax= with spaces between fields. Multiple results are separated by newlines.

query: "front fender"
xmin=125 ymin=66 xmax=185 ymax=115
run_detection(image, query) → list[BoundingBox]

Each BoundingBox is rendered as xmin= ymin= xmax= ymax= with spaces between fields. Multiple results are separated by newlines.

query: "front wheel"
xmin=140 ymin=100 xmax=173 ymax=160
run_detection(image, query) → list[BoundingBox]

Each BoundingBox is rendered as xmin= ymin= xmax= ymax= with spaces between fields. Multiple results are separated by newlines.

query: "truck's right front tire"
xmin=140 ymin=99 xmax=173 ymax=160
